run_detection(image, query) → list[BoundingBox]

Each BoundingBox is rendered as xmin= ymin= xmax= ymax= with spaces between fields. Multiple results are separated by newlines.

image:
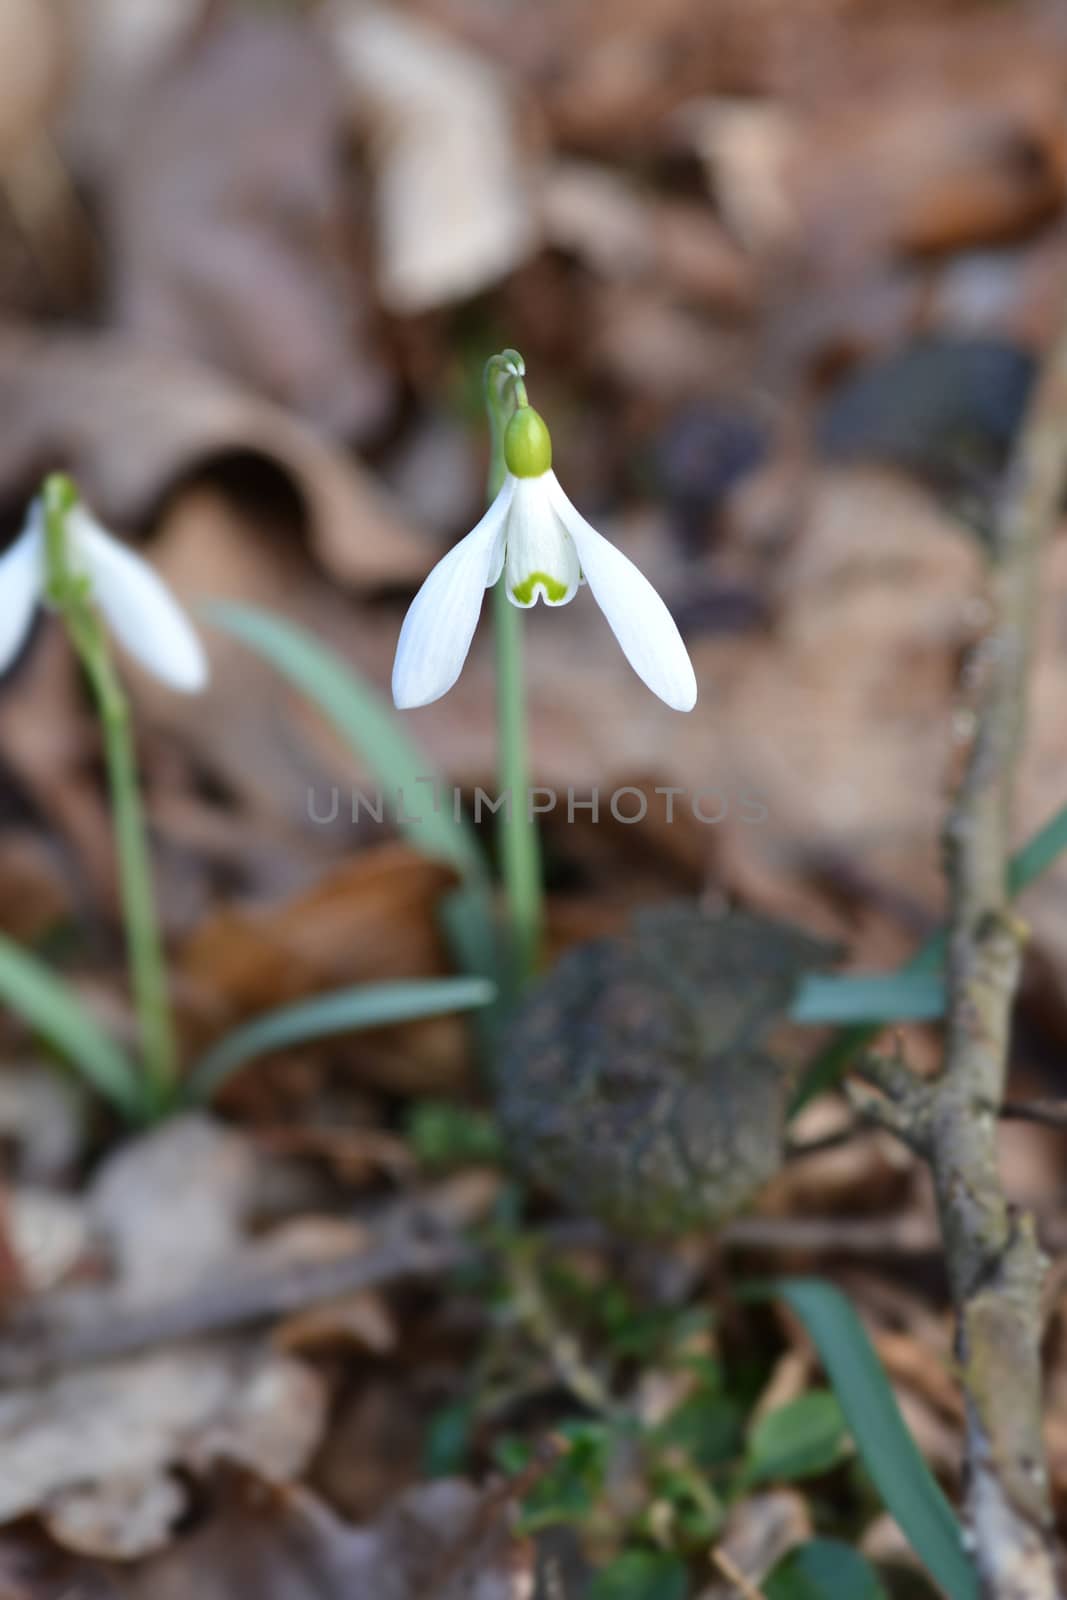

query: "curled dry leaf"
xmin=0 ymin=1526 xmax=124 ymax=1599
xmin=0 ymin=1119 xmax=333 ymax=1559
xmin=324 ymin=0 xmax=536 ymax=312
xmin=116 ymin=1471 xmax=534 ymax=1600
xmin=795 ymin=35 xmax=1067 ymax=278
xmin=674 ymin=97 xmax=800 ymax=256
xmin=543 ymin=160 xmax=753 ymax=312
xmin=55 ymin=0 xmax=207 ymax=171
xmin=176 ymin=847 xmax=470 ymax=1094
xmin=6 ymin=1187 xmax=90 ymax=1294
xmin=510 ymin=0 xmax=763 ymax=149
xmin=104 ymin=8 xmax=395 ymax=439
xmin=267 ymin=1217 xmax=396 ymax=1357
xmin=0 ymin=326 xmax=429 ymax=588
xmin=86 ymin=1115 xmax=265 ymax=1300
xmin=0 ymin=828 xmax=74 ymax=944
xmin=0 ymin=0 xmax=64 ymax=166
xmin=44 ymin=1473 xmax=189 ymax=1565
xmin=178 ymin=846 xmax=458 ymax=1024
xmin=0 ymin=1064 xmax=87 ymax=1184
xmin=0 ymin=1344 xmax=327 ymax=1558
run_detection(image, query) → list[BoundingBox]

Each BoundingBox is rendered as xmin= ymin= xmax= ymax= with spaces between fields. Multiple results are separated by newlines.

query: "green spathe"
xmin=504 ymin=405 xmax=552 ymax=478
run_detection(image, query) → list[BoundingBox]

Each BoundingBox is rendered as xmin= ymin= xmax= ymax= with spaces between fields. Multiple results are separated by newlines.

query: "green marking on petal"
xmin=511 ymin=570 xmax=569 ymax=604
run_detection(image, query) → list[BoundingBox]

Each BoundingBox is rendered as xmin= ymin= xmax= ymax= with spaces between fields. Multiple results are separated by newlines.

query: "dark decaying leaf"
xmin=817 ymin=337 xmax=1035 ymax=501
xmin=112 ymin=1470 xmax=533 ymax=1600
xmin=496 ymin=904 xmax=835 ymax=1235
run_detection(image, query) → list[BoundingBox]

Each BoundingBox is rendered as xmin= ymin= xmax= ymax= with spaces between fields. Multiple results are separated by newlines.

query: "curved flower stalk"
xmin=0 ymin=494 xmax=207 ymax=691
xmin=0 ymin=475 xmax=209 ymax=1114
xmin=392 ymin=351 xmax=695 ymax=995
xmin=392 ymin=378 xmax=696 ymax=713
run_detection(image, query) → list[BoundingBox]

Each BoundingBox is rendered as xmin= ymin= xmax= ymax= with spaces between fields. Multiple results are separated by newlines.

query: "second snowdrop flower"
xmin=392 ymin=400 xmax=697 ymax=713
xmin=0 ymin=491 xmax=208 ymax=692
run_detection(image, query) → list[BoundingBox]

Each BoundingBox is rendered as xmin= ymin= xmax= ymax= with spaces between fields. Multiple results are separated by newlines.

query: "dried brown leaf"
xmin=0 ymin=326 xmax=428 ymax=588
xmin=325 ymin=0 xmax=535 ymax=312
xmin=0 ymin=1346 xmax=327 ymax=1557
xmin=179 ymin=845 xmax=456 ymax=1015
xmin=543 ymin=161 xmax=753 ymax=312
xmin=115 ymin=1471 xmax=533 ymax=1600
xmin=103 ymin=9 xmax=394 ymax=438
xmin=0 ymin=0 xmax=63 ymax=166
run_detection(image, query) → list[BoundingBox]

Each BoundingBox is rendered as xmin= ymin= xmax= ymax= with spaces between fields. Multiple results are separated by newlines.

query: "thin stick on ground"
xmin=710 ymin=1546 xmax=769 ymax=1600
xmin=851 ymin=317 xmax=1067 ymax=1596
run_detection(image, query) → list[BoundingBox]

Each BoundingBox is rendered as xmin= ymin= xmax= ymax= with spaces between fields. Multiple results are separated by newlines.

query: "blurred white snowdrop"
xmin=0 ymin=496 xmax=208 ymax=692
xmin=392 ymin=402 xmax=696 ymax=712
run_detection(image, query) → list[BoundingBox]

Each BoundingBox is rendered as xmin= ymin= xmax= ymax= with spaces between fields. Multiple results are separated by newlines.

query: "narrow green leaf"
xmin=744 ymin=1390 xmax=848 ymax=1484
xmin=585 ymin=1550 xmax=688 ymax=1600
xmin=0 ymin=933 xmax=142 ymax=1118
xmin=765 ymin=1540 xmax=888 ymax=1600
xmin=791 ymin=972 xmax=945 ymax=1025
xmin=186 ymin=977 xmax=495 ymax=1100
xmin=747 ymin=1279 xmax=978 ymax=1600
xmin=1008 ymin=800 xmax=1067 ymax=895
xmin=791 ymin=798 xmax=1067 ymax=1114
xmin=202 ymin=603 xmax=496 ymax=982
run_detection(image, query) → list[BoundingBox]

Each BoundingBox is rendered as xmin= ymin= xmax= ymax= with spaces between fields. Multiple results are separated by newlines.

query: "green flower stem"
xmin=485 ymin=351 xmax=543 ymax=990
xmin=43 ymin=475 xmax=178 ymax=1116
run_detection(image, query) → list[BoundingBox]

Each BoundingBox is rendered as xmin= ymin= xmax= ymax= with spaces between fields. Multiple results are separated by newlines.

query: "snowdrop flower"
xmin=0 ymin=497 xmax=208 ymax=692
xmin=392 ymin=403 xmax=697 ymax=712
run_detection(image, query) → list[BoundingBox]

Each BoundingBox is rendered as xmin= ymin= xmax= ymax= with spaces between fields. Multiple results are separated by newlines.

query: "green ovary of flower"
xmin=504 ymin=406 xmax=552 ymax=478
xmin=511 ymin=569 xmax=569 ymax=604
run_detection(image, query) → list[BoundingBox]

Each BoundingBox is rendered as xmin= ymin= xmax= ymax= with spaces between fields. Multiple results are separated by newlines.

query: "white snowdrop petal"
xmin=503 ymin=476 xmax=581 ymax=607
xmin=0 ymin=515 xmax=44 ymax=674
xmin=547 ymin=473 xmax=697 ymax=712
xmin=72 ymin=510 xmax=209 ymax=693
xmin=392 ymin=478 xmax=514 ymax=709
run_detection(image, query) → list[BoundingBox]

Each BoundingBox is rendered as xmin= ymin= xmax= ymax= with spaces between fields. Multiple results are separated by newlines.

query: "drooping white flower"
xmin=392 ymin=405 xmax=697 ymax=712
xmin=0 ymin=498 xmax=208 ymax=692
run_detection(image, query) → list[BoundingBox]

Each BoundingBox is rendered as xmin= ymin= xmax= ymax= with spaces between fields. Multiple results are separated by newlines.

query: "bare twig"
xmin=721 ymin=1211 xmax=942 ymax=1257
xmin=863 ymin=314 xmax=1067 ymax=1596
xmin=506 ymin=1244 xmax=619 ymax=1417
xmin=710 ymin=1545 xmax=769 ymax=1600
xmin=999 ymin=1098 xmax=1067 ymax=1131
xmin=838 ymin=1041 xmax=936 ymax=1151
xmin=791 ymin=1092 xmax=1067 ymax=1154
xmin=0 ymin=1200 xmax=469 ymax=1384
xmin=723 ymin=1208 xmax=1067 ymax=1262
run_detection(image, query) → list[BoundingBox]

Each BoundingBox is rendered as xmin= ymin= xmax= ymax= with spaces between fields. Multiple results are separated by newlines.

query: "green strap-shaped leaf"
xmin=791 ymin=798 xmax=1067 ymax=1113
xmin=746 ymin=1278 xmax=978 ymax=1600
xmin=0 ymin=933 xmax=142 ymax=1118
xmin=791 ymin=972 xmax=946 ymax=1025
xmin=202 ymin=603 xmax=496 ymax=983
xmin=1008 ymin=800 xmax=1067 ymax=894
xmin=186 ymin=976 xmax=495 ymax=1100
